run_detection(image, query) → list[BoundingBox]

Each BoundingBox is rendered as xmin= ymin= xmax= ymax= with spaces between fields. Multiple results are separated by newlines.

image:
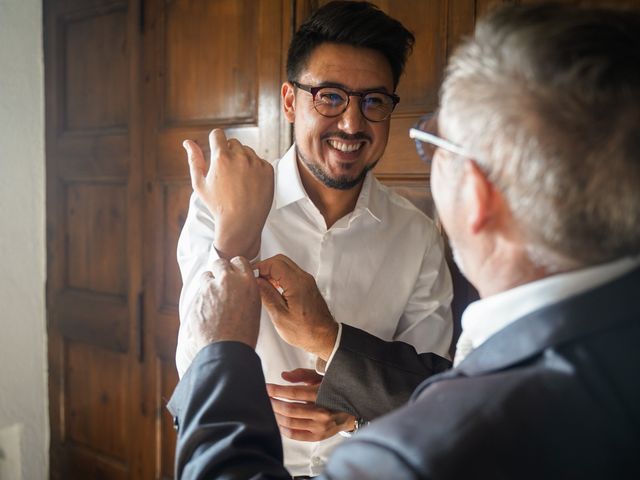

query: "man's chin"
xmin=306 ymin=158 xmax=378 ymax=191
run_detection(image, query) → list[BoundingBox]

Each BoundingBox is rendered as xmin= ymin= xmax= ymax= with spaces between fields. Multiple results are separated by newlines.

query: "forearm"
xmin=168 ymin=342 xmax=289 ymax=480
xmin=176 ymin=193 xmax=264 ymax=376
xmin=317 ymin=324 xmax=451 ymax=421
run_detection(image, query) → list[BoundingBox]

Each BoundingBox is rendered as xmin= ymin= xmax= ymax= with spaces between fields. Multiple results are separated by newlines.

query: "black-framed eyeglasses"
xmin=409 ymin=113 xmax=472 ymax=166
xmin=292 ymin=81 xmax=400 ymax=122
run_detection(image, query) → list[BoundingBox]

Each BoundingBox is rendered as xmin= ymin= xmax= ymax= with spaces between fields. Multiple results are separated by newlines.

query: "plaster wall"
xmin=0 ymin=0 xmax=48 ymax=478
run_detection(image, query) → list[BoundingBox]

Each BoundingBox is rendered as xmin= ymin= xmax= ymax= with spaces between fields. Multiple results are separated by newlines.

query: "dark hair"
xmin=286 ymin=1 xmax=415 ymax=89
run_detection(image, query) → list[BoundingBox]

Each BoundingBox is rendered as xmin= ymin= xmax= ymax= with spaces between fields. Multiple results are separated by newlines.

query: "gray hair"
xmin=440 ymin=3 xmax=640 ymax=269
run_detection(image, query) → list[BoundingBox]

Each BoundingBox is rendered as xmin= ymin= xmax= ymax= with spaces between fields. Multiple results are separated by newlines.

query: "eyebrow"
xmin=315 ymin=81 xmax=391 ymax=93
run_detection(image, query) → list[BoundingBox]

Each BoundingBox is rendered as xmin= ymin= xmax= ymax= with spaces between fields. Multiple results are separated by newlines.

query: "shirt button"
xmin=311 ymin=456 xmax=323 ymax=466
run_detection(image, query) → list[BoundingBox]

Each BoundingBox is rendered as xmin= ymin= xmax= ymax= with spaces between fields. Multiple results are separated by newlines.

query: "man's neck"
xmin=474 ymin=241 xmax=554 ymax=298
xmin=297 ymin=158 xmax=364 ymax=229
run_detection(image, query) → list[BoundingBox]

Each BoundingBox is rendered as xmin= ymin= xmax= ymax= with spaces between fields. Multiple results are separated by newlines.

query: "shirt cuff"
xmin=315 ymin=323 xmax=343 ymax=374
xmin=207 ymin=243 xmax=260 ymax=268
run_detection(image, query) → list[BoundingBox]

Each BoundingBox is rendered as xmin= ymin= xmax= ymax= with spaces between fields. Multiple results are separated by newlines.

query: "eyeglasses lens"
xmin=313 ymin=87 xmax=394 ymax=122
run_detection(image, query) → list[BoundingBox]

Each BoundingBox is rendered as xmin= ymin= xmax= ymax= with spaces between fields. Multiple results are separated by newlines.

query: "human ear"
xmin=282 ymin=82 xmax=296 ymax=123
xmin=462 ymin=160 xmax=496 ymax=235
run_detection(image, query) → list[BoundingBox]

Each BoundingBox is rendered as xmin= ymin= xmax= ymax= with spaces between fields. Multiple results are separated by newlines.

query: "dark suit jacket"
xmin=317 ymin=323 xmax=451 ymax=421
xmin=168 ymin=266 xmax=640 ymax=479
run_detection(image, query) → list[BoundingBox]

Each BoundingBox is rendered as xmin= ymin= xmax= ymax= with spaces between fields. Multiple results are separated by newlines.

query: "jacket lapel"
xmin=412 ymin=265 xmax=640 ymax=399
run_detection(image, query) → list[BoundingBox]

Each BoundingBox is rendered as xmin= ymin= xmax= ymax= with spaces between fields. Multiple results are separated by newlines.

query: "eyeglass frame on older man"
xmin=409 ymin=112 xmax=473 ymax=166
xmin=291 ymin=80 xmax=400 ymax=122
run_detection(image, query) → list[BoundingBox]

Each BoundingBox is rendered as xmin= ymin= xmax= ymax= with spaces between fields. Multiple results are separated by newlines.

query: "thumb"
xmin=183 ymin=140 xmax=206 ymax=194
xmin=257 ymin=277 xmax=287 ymax=316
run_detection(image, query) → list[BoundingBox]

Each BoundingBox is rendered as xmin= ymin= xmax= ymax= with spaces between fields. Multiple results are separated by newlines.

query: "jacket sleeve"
xmin=316 ymin=324 xmax=451 ymax=421
xmin=167 ymin=341 xmax=290 ymax=480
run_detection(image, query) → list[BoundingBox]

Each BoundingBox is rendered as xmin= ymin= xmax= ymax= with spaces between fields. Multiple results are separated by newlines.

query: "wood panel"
xmin=146 ymin=0 xmax=286 ymax=181
xmin=65 ymin=341 xmax=129 ymax=459
xmin=66 ymin=183 xmax=128 ymax=294
xmin=162 ymin=0 xmax=257 ymax=125
xmin=63 ymin=7 xmax=129 ymax=131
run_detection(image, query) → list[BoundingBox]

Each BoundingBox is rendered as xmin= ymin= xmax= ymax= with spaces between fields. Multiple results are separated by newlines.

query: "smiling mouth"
xmin=327 ymin=139 xmax=365 ymax=153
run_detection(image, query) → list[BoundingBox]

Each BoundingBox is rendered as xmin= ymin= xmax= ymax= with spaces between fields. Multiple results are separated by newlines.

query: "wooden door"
xmin=44 ymin=0 xmax=148 ymax=478
xmin=45 ymin=0 xmax=290 ymax=478
xmin=140 ymin=0 xmax=291 ymax=478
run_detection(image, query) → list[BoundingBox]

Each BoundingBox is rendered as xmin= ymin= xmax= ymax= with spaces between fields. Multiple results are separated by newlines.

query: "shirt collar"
xmin=274 ymin=145 xmax=382 ymax=223
xmin=459 ymin=255 xmax=640 ymax=354
xmin=351 ymin=170 xmax=381 ymax=223
xmin=274 ymin=145 xmax=306 ymax=210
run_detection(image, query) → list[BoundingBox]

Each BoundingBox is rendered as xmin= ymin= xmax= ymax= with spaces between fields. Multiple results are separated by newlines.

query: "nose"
xmin=337 ymin=95 xmax=366 ymax=134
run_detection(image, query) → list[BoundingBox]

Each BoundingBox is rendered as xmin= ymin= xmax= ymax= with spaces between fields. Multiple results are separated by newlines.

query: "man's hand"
xmin=183 ymin=256 xmax=261 ymax=353
xmin=266 ymin=369 xmax=356 ymax=442
xmin=184 ymin=129 xmax=274 ymax=260
xmin=254 ymin=254 xmax=339 ymax=360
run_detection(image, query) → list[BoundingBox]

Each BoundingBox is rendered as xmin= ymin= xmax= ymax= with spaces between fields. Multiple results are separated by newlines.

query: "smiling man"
xmin=175 ymin=1 xmax=453 ymax=477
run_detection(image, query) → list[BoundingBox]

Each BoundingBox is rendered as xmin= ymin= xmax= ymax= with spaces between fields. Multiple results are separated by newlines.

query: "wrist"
xmin=213 ymin=232 xmax=260 ymax=260
xmin=314 ymin=321 xmax=339 ymax=361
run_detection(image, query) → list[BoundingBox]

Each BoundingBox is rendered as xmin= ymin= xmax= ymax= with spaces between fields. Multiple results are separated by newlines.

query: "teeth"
xmin=328 ymin=140 xmax=363 ymax=152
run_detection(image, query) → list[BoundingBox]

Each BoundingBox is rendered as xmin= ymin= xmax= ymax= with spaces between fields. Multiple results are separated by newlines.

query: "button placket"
xmin=315 ymin=231 xmax=332 ymax=302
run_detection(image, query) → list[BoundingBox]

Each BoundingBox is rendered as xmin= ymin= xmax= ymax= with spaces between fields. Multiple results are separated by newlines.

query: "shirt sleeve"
xmin=393 ymin=226 xmax=453 ymax=359
xmin=175 ymin=193 xmax=220 ymax=377
xmin=315 ymin=322 xmax=343 ymax=374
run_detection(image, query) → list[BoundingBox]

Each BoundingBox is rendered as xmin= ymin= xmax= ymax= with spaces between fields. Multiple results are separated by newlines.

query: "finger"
xmin=281 ymin=368 xmax=323 ymax=385
xmin=229 ymin=256 xmax=253 ymax=276
xmin=226 ymin=137 xmax=244 ymax=153
xmin=254 ymin=254 xmax=302 ymax=290
xmin=184 ymin=140 xmax=206 ymax=193
xmin=266 ymin=383 xmax=318 ymax=402
xmin=209 ymin=258 xmax=232 ymax=279
xmin=208 ymin=129 xmax=228 ymax=163
xmin=257 ymin=278 xmax=288 ymax=314
xmin=270 ymin=398 xmax=331 ymax=420
xmin=278 ymin=426 xmax=318 ymax=442
xmin=273 ymin=412 xmax=317 ymax=431
xmin=254 ymin=254 xmax=300 ymax=276
xmin=199 ymin=270 xmax=214 ymax=282
xmin=240 ymin=144 xmax=263 ymax=163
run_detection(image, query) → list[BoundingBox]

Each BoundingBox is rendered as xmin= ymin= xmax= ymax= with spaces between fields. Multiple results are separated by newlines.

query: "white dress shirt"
xmin=176 ymin=145 xmax=453 ymax=477
xmin=453 ymin=255 xmax=640 ymax=366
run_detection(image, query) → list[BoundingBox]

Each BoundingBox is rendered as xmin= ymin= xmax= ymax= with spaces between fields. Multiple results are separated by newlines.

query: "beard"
xmin=297 ymin=144 xmax=380 ymax=190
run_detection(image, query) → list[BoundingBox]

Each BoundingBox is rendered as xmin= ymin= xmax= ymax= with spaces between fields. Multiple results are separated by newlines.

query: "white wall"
xmin=0 ymin=0 xmax=48 ymax=479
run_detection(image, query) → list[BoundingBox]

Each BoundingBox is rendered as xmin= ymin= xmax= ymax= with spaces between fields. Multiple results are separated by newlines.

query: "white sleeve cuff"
xmin=315 ymin=323 xmax=342 ymax=374
xmin=207 ymin=244 xmax=261 ymax=269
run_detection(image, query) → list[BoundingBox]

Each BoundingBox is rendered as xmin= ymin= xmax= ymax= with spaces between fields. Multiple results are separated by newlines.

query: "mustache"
xmin=321 ymin=131 xmax=371 ymax=142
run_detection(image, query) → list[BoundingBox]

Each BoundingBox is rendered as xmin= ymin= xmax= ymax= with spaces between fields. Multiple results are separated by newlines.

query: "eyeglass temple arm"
xmin=409 ymin=128 xmax=470 ymax=158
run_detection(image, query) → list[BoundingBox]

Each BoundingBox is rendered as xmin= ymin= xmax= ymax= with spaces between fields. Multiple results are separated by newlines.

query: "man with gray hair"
xmin=168 ymin=4 xmax=640 ymax=478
